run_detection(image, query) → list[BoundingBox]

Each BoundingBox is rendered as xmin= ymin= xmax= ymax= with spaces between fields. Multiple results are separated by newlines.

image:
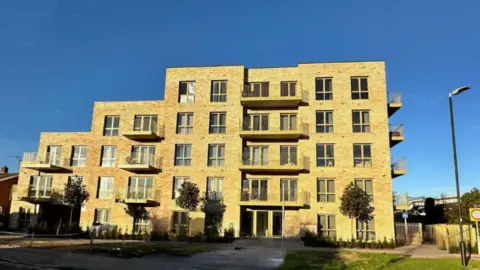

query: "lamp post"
xmin=449 ymin=86 xmax=471 ymax=267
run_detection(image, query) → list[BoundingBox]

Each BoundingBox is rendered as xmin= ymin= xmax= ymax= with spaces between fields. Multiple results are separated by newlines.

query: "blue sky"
xmin=0 ymin=1 xmax=479 ymax=197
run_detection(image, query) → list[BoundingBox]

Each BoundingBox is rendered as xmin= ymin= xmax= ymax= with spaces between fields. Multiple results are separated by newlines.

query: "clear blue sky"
xmin=0 ymin=1 xmax=479 ymax=197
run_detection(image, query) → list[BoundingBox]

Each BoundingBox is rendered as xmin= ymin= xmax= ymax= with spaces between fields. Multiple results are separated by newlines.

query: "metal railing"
xmin=240 ymin=190 xmax=310 ymax=205
xmin=394 ymin=193 xmax=409 ymax=208
xmin=240 ymin=156 xmax=310 ymax=170
xmin=22 ymin=152 xmax=68 ymax=167
xmin=115 ymin=187 xmax=160 ymax=202
xmin=15 ymin=186 xmax=64 ymax=202
xmin=392 ymin=158 xmax=406 ymax=171
xmin=240 ymin=121 xmax=309 ymax=136
xmin=389 ymin=124 xmax=404 ymax=137
xmin=121 ymin=118 xmax=165 ymax=137
xmin=241 ymin=83 xmax=308 ymax=102
xmin=388 ymin=92 xmax=402 ymax=104
xmin=119 ymin=153 xmax=162 ymax=168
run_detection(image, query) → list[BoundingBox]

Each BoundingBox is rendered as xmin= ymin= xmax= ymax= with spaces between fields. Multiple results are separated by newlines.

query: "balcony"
xmin=239 ymin=190 xmax=310 ymax=207
xmin=115 ymin=188 xmax=160 ymax=206
xmin=388 ymin=92 xmax=402 ymax=116
xmin=239 ymin=122 xmax=309 ymax=140
xmin=389 ymin=124 xmax=405 ymax=147
xmin=118 ymin=154 xmax=162 ymax=172
xmin=21 ymin=152 xmax=68 ymax=171
xmin=15 ymin=186 xmax=63 ymax=204
xmin=392 ymin=158 xmax=406 ymax=178
xmin=394 ymin=193 xmax=409 ymax=211
xmin=239 ymin=156 xmax=310 ymax=172
xmin=240 ymin=83 xmax=308 ymax=108
xmin=122 ymin=120 xmax=164 ymax=141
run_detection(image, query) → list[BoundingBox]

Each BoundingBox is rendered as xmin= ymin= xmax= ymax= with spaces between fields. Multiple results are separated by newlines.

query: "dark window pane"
xmin=316 ymin=112 xmax=324 ymax=124
xmin=353 ymin=145 xmax=361 ymax=157
xmin=364 ymin=145 xmax=371 ymax=157
xmin=352 ymin=92 xmax=360 ymax=99
xmin=326 ymin=145 xmax=334 ymax=157
xmin=317 ymin=144 xmax=325 ymax=157
xmin=315 ymin=79 xmax=323 ymax=91
xmin=317 ymin=159 xmax=326 ymax=167
xmin=281 ymin=82 xmax=288 ymax=96
xmin=361 ymin=92 xmax=369 ymax=99
xmin=325 ymin=93 xmax=333 ymax=100
xmin=179 ymin=83 xmax=187 ymax=94
xmin=351 ymin=78 xmax=359 ymax=91
xmin=352 ymin=111 xmax=360 ymax=124
xmin=325 ymin=79 xmax=332 ymax=92
xmin=360 ymin=78 xmax=368 ymax=90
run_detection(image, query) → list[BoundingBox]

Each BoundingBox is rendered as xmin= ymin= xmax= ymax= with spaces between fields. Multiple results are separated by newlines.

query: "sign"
xmin=470 ymin=208 xmax=480 ymax=222
xmin=402 ymin=211 xmax=408 ymax=219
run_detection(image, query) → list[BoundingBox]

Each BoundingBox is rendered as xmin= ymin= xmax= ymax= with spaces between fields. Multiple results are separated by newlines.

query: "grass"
xmin=278 ymin=251 xmax=480 ymax=270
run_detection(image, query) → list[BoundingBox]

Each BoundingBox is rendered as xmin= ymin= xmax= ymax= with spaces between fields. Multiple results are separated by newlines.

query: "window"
xmin=179 ymin=81 xmax=195 ymax=103
xmin=280 ymin=81 xmax=297 ymax=97
xmin=209 ymin=112 xmax=226 ymax=134
xmin=46 ymin=145 xmax=62 ymax=165
xmin=317 ymin=179 xmax=335 ymax=202
xmin=280 ymin=145 xmax=297 ymax=165
xmin=280 ymin=114 xmax=297 ymax=131
xmin=100 ymin=146 xmax=117 ymax=167
xmin=242 ymin=146 xmax=268 ymax=165
xmin=176 ymin=113 xmax=193 ymax=134
xmin=316 ymin=111 xmax=334 ymax=133
xmin=172 ymin=211 xmax=188 ymax=233
xmin=103 ymin=116 xmax=120 ymax=136
xmin=129 ymin=177 xmax=153 ymax=199
xmin=97 ymin=177 xmax=114 ymax=199
xmin=130 ymin=146 xmax=155 ymax=165
xmin=355 ymin=179 xmax=373 ymax=201
xmin=134 ymin=211 xmax=150 ymax=234
xmin=352 ymin=110 xmax=370 ymax=132
xmin=280 ymin=179 xmax=297 ymax=201
xmin=351 ymin=77 xmax=369 ymax=99
xmin=316 ymin=144 xmax=335 ymax=167
xmin=243 ymin=82 xmax=269 ymax=97
xmin=29 ymin=176 xmax=52 ymax=197
xmin=241 ymin=179 xmax=268 ymax=201
xmin=174 ymin=144 xmax=192 ymax=166
xmin=353 ymin=144 xmax=372 ymax=167
xmin=208 ymin=144 xmax=225 ymax=166
xmin=172 ymin=176 xmax=189 ymax=199
xmin=315 ymin=78 xmax=333 ymax=100
xmin=207 ymin=177 xmax=223 ymax=200
xmin=18 ymin=207 xmax=31 ymax=229
xmin=357 ymin=219 xmax=375 ymax=241
xmin=242 ymin=114 xmax=268 ymax=131
xmin=94 ymin=209 xmax=110 ymax=224
xmin=318 ymin=215 xmax=336 ymax=239
xmin=133 ymin=115 xmax=158 ymax=132
xmin=71 ymin=146 xmax=87 ymax=167
xmin=211 ymin=81 xmax=227 ymax=102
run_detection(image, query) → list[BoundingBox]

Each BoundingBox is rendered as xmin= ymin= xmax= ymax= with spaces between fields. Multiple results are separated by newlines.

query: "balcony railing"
xmin=239 ymin=122 xmax=309 ymax=139
xmin=239 ymin=156 xmax=310 ymax=172
xmin=240 ymin=190 xmax=310 ymax=207
xmin=240 ymin=83 xmax=308 ymax=107
xmin=121 ymin=119 xmax=165 ymax=140
xmin=392 ymin=158 xmax=406 ymax=178
xmin=15 ymin=186 xmax=63 ymax=203
xmin=394 ymin=193 xmax=409 ymax=210
xmin=388 ymin=92 xmax=402 ymax=116
xmin=389 ymin=124 xmax=405 ymax=147
xmin=22 ymin=152 xmax=68 ymax=171
xmin=115 ymin=187 xmax=160 ymax=205
xmin=118 ymin=153 xmax=162 ymax=172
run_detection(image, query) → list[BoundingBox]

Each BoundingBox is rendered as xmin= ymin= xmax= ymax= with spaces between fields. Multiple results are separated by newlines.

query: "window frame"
xmin=208 ymin=144 xmax=225 ymax=167
xmin=354 ymin=178 xmax=374 ymax=201
xmin=241 ymin=178 xmax=268 ymax=201
xmin=352 ymin=110 xmax=370 ymax=133
xmin=209 ymin=112 xmax=226 ymax=134
xmin=71 ymin=145 xmax=87 ymax=167
xmin=353 ymin=144 xmax=372 ymax=167
xmin=128 ymin=177 xmax=153 ymax=200
xmin=171 ymin=211 xmax=188 ymax=233
xmin=100 ymin=146 xmax=117 ymax=167
xmin=280 ymin=178 xmax=298 ymax=202
xmin=316 ymin=144 xmax=335 ymax=167
xmin=103 ymin=116 xmax=120 ymax=136
xmin=316 ymin=110 xmax=334 ymax=133
xmin=356 ymin=218 xmax=375 ymax=241
xmin=280 ymin=113 xmax=297 ymax=131
xmin=94 ymin=208 xmax=110 ymax=224
xmin=243 ymin=114 xmax=269 ymax=131
xmin=318 ymin=214 xmax=336 ymax=239
xmin=280 ymin=145 xmax=298 ymax=165
xmin=176 ymin=112 xmax=194 ymax=134
xmin=174 ymin=144 xmax=192 ymax=166
xmin=243 ymin=82 xmax=270 ymax=97
xmin=133 ymin=115 xmax=158 ymax=132
xmin=243 ymin=145 xmax=269 ymax=165
xmin=172 ymin=176 xmax=189 ymax=199
xmin=207 ymin=177 xmax=224 ymax=200
xmin=351 ymin=77 xmax=369 ymax=100
xmin=29 ymin=176 xmax=53 ymax=197
xmin=97 ymin=177 xmax=114 ymax=199
xmin=280 ymin=81 xmax=297 ymax=97
xmin=178 ymin=81 xmax=195 ymax=103
xmin=211 ymin=80 xmax=227 ymax=102
xmin=317 ymin=178 xmax=335 ymax=202
xmin=315 ymin=77 xmax=333 ymax=100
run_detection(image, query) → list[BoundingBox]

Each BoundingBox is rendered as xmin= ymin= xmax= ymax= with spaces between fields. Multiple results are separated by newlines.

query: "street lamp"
xmin=448 ymin=85 xmax=471 ymax=267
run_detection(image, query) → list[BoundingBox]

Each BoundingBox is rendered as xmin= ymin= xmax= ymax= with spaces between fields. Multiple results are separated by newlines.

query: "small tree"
xmin=201 ymin=193 xmax=226 ymax=240
xmin=175 ymin=182 xmax=200 ymax=237
xmin=445 ymin=188 xmax=480 ymax=224
xmin=63 ymin=177 xmax=90 ymax=232
xmin=339 ymin=182 xmax=374 ymax=239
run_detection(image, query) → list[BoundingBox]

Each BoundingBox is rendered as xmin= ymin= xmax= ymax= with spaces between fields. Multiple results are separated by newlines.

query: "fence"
xmin=424 ymin=224 xmax=478 ymax=251
xmin=394 ymin=222 xmax=422 ymax=245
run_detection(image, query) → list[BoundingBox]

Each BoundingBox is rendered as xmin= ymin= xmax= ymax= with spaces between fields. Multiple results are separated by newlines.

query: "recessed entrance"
xmin=256 ymin=211 xmax=269 ymax=237
xmin=272 ymin=211 xmax=283 ymax=236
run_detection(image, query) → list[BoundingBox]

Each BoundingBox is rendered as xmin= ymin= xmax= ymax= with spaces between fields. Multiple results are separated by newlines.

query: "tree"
xmin=62 ymin=177 xmax=90 ymax=231
xmin=175 ymin=182 xmax=200 ymax=236
xmin=339 ymin=182 xmax=374 ymax=239
xmin=201 ymin=193 xmax=226 ymax=240
xmin=445 ymin=188 xmax=480 ymax=224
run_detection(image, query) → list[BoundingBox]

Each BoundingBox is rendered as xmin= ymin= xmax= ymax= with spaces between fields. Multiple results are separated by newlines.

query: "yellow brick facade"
xmin=9 ymin=61 xmax=402 ymax=241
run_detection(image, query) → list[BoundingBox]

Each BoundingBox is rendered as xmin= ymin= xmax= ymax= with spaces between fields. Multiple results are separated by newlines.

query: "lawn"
xmin=278 ymin=251 xmax=480 ymax=270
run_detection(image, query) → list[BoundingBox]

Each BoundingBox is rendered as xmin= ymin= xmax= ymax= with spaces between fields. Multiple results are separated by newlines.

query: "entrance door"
xmin=257 ymin=211 xmax=269 ymax=237
xmin=272 ymin=211 xmax=283 ymax=236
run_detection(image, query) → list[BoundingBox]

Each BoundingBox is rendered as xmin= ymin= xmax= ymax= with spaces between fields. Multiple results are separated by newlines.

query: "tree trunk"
xmin=351 ymin=218 xmax=354 ymax=240
xmin=68 ymin=207 xmax=73 ymax=233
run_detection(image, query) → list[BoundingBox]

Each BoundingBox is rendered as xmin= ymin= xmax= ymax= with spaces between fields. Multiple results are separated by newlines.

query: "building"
xmin=0 ymin=166 xmax=19 ymax=225
xmin=9 ymin=61 xmax=405 ymax=240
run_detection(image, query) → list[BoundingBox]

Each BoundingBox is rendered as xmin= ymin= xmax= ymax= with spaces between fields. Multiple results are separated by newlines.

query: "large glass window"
xmin=280 ymin=179 xmax=297 ymax=201
xmin=97 ymin=177 xmax=114 ymax=199
xmin=174 ymin=144 xmax=192 ymax=166
xmin=133 ymin=115 xmax=158 ymax=132
xmin=351 ymin=77 xmax=369 ymax=99
xmin=128 ymin=177 xmax=153 ymax=199
xmin=316 ymin=144 xmax=335 ymax=167
xmin=103 ymin=116 xmax=119 ymax=136
xmin=179 ymin=81 xmax=195 ymax=103
xmin=355 ymin=179 xmax=373 ymax=201
xmin=317 ymin=179 xmax=335 ymax=202
xmin=100 ymin=146 xmax=117 ymax=167
xmin=280 ymin=81 xmax=297 ymax=97
xmin=94 ymin=209 xmax=110 ymax=223
xmin=211 ymin=81 xmax=227 ymax=102
xmin=280 ymin=145 xmax=297 ymax=165
xmin=315 ymin=78 xmax=333 ymax=100
xmin=71 ymin=146 xmax=87 ymax=167
xmin=243 ymin=114 xmax=268 ymax=131
xmin=353 ymin=144 xmax=372 ymax=167
xmin=241 ymin=179 xmax=268 ymax=201
xmin=352 ymin=110 xmax=370 ymax=132
xmin=207 ymin=177 xmax=223 ymax=200
xmin=357 ymin=219 xmax=375 ymax=241
xmin=318 ymin=214 xmax=336 ymax=239
xmin=172 ymin=176 xmax=189 ymax=199
xmin=316 ymin=111 xmax=334 ymax=133
xmin=209 ymin=112 xmax=226 ymax=134
xmin=28 ymin=176 xmax=52 ymax=198
xmin=176 ymin=113 xmax=193 ymax=134
xmin=242 ymin=146 xmax=268 ymax=165
xmin=208 ymin=144 xmax=225 ymax=166
xmin=280 ymin=114 xmax=297 ymax=131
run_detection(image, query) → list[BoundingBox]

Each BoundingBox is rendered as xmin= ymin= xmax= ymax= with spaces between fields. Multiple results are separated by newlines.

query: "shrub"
xmin=376 ymin=240 xmax=383 ymax=249
xmin=389 ymin=238 xmax=396 ymax=249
